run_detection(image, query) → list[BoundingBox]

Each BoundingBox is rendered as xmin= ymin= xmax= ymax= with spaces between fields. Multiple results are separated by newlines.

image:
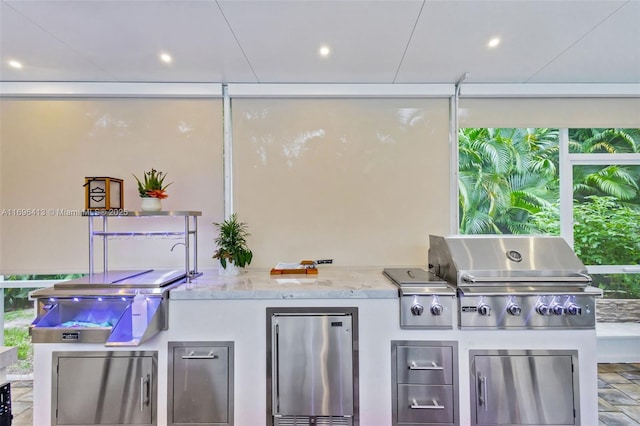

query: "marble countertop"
xmin=170 ymin=267 xmax=400 ymax=300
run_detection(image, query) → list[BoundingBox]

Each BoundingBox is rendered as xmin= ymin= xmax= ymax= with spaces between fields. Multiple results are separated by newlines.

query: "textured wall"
xmin=596 ymin=299 xmax=640 ymax=323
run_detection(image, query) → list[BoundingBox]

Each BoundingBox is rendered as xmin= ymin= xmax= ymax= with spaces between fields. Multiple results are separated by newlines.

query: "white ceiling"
xmin=1 ymin=0 xmax=639 ymax=85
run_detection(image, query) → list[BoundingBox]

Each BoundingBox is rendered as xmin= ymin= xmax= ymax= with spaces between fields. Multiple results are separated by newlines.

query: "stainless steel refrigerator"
xmin=268 ymin=308 xmax=358 ymax=426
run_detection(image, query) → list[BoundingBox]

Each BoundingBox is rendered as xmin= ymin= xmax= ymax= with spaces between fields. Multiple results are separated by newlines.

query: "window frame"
xmin=561 ymin=128 xmax=640 ymax=275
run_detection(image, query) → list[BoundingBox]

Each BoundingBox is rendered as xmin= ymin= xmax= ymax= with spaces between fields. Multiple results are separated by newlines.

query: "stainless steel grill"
xmin=428 ymin=235 xmax=602 ymax=329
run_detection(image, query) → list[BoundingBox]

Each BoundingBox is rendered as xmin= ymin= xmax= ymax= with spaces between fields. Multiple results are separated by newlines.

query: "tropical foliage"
xmin=458 ymin=127 xmax=559 ymax=234
xmin=459 ymin=127 xmax=640 ymax=235
xmin=533 ymin=197 xmax=640 ymax=298
xmin=460 ymin=127 xmax=640 ymax=299
xmin=569 ymin=128 xmax=640 ymax=154
xmin=570 ymin=129 xmax=640 ymax=204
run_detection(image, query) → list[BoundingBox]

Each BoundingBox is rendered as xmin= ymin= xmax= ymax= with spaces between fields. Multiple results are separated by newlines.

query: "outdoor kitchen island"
xmin=32 ymin=267 xmax=600 ymax=426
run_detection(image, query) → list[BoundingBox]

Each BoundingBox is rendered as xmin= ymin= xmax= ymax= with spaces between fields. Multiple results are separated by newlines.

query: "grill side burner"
xmin=383 ymin=268 xmax=456 ymax=329
xmin=428 ymin=235 xmax=602 ymax=329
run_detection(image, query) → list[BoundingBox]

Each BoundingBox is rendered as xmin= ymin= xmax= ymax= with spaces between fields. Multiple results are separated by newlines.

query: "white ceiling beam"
xmin=3 ymin=82 xmax=638 ymax=98
xmin=460 ymin=83 xmax=640 ymax=98
xmin=227 ymin=83 xmax=455 ymax=98
xmin=0 ymin=82 xmax=223 ymax=97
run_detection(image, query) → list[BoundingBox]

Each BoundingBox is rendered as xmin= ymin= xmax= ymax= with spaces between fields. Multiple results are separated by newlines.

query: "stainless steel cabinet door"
xmin=170 ymin=345 xmax=230 ymax=425
xmin=273 ymin=314 xmax=354 ymax=416
xmin=55 ymin=353 xmax=155 ymax=425
xmin=473 ymin=354 xmax=575 ymax=425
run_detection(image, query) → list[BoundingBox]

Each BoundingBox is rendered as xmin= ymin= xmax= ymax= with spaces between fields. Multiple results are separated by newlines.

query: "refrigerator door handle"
xmin=272 ymin=322 xmax=280 ymax=414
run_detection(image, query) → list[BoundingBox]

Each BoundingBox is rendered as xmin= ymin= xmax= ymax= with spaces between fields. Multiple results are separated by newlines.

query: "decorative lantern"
xmin=84 ymin=177 xmax=124 ymax=210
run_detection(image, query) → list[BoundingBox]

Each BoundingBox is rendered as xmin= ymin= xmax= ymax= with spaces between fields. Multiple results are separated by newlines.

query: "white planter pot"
xmin=218 ymin=260 xmax=240 ymax=276
xmin=140 ymin=197 xmax=162 ymax=211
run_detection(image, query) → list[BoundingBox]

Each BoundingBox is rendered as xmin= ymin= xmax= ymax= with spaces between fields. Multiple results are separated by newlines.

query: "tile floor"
xmin=598 ymin=363 xmax=640 ymax=425
xmin=5 ymin=364 xmax=640 ymax=425
xmin=7 ymin=378 xmax=32 ymax=426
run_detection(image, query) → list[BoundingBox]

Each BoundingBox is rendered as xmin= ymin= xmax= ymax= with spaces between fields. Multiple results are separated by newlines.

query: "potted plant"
xmin=213 ymin=213 xmax=253 ymax=276
xmin=132 ymin=168 xmax=172 ymax=211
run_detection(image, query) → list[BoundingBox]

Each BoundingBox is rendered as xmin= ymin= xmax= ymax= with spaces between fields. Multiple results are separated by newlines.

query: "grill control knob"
xmin=507 ymin=303 xmax=522 ymax=316
xmin=551 ymin=303 xmax=565 ymax=315
xmin=411 ymin=303 xmax=424 ymax=316
xmin=536 ymin=303 xmax=551 ymax=316
xmin=566 ymin=303 xmax=582 ymax=316
xmin=478 ymin=303 xmax=491 ymax=316
xmin=430 ymin=303 xmax=444 ymax=316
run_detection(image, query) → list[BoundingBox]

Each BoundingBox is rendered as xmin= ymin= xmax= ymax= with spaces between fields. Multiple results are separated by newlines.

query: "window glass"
xmin=4 ymin=285 xmax=37 ymax=378
xmin=459 ymin=125 xmax=640 ymax=302
xmin=572 ymin=166 xmax=640 ymax=267
xmin=2 ymin=274 xmax=80 ymax=378
xmin=569 ymin=128 xmax=640 ymax=154
xmin=458 ymin=128 xmax=560 ymax=234
xmin=590 ymin=274 xmax=640 ymax=300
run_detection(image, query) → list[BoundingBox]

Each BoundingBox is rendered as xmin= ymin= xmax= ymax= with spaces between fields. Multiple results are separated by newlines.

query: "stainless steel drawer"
xmin=396 ymin=346 xmax=453 ymax=385
xmin=397 ymin=384 xmax=454 ymax=424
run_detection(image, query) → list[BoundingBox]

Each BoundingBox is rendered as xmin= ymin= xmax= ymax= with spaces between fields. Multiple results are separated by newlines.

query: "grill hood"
xmin=428 ymin=235 xmax=591 ymax=288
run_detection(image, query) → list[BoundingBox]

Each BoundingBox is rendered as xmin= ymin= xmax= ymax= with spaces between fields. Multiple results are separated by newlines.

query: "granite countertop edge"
xmin=170 ymin=289 xmax=399 ymax=300
xmin=169 ymin=267 xmax=401 ymax=300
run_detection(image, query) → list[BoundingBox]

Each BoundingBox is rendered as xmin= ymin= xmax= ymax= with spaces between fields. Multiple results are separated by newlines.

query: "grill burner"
xmin=428 ymin=235 xmax=602 ymax=329
xmin=383 ymin=268 xmax=456 ymax=329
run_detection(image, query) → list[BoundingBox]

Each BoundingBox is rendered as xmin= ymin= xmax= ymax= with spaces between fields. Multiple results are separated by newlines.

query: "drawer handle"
xmin=411 ymin=398 xmax=445 ymax=410
xmin=409 ymin=361 xmax=443 ymax=371
xmin=182 ymin=350 xmax=219 ymax=360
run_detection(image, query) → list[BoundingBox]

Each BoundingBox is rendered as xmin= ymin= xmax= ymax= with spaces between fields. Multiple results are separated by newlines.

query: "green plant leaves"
xmin=213 ymin=213 xmax=253 ymax=268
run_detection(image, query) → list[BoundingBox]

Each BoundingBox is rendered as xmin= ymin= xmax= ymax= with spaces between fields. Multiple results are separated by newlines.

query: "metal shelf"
xmin=87 ymin=211 xmax=202 ymax=280
xmin=92 ymin=231 xmax=196 ymax=237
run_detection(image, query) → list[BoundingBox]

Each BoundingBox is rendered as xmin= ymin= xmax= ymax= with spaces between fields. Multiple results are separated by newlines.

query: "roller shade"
xmin=0 ymin=98 xmax=224 ymax=274
xmin=459 ymin=98 xmax=640 ymax=128
xmin=231 ymin=98 xmax=451 ymax=267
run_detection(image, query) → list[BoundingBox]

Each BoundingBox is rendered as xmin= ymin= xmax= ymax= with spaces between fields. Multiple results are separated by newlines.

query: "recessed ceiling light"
xmin=487 ymin=37 xmax=501 ymax=48
xmin=319 ymin=45 xmax=331 ymax=57
xmin=159 ymin=53 xmax=172 ymax=63
xmin=8 ymin=60 xmax=23 ymax=69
